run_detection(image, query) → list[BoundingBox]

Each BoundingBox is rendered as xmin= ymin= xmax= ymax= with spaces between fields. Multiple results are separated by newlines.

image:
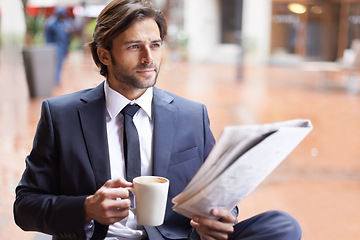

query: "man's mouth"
xmin=136 ymin=68 xmax=156 ymax=77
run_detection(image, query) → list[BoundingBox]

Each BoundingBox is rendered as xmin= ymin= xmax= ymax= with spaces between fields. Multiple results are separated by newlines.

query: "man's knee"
xmin=231 ymin=210 xmax=302 ymax=240
xmin=265 ymin=210 xmax=302 ymax=239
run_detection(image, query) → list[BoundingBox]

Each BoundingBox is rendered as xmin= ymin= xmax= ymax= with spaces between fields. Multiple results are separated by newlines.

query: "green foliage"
xmin=85 ymin=19 xmax=97 ymax=40
xmin=22 ymin=0 xmax=45 ymax=45
xmin=25 ymin=14 xmax=46 ymax=45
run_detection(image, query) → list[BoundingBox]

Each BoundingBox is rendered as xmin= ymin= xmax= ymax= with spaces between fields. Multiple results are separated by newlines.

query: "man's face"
xmin=105 ymin=18 xmax=163 ymax=99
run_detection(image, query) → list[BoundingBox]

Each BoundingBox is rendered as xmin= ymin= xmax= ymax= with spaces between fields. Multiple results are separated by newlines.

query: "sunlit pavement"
xmin=1 ymin=49 xmax=359 ymax=240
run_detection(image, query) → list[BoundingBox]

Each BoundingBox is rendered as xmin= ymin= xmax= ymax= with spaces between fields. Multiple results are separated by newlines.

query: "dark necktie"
xmin=121 ymin=104 xmax=141 ymax=182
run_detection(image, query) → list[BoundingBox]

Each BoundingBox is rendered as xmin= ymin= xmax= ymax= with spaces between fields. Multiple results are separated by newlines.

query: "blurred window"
xmin=221 ymin=0 xmax=242 ymax=44
xmin=271 ymin=3 xmax=298 ymax=55
xmin=271 ymin=0 xmax=340 ymax=61
xmin=349 ymin=3 xmax=360 ymax=47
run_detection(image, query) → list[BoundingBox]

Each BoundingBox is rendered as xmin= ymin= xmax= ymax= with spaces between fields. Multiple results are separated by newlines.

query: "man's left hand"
xmin=190 ymin=208 xmax=235 ymax=240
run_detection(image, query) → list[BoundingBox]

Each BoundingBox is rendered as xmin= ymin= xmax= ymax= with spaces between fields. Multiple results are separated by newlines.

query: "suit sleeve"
xmin=202 ymin=104 xmax=215 ymax=159
xmin=13 ymin=100 xmax=88 ymax=240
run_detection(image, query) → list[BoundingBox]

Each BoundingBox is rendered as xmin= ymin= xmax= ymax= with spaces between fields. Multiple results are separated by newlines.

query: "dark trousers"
xmin=228 ymin=210 xmax=302 ymax=240
xmin=146 ymin=210 xmax=302 ymax=240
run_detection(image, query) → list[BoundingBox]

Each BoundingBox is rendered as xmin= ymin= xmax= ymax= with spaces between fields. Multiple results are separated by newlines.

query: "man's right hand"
xmin=84 ymin=178 xmax=133 ymax=225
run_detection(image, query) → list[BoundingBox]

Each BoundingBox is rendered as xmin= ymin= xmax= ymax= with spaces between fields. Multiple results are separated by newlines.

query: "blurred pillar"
xmin=0 ymin=0 xmax=26 ymax=47
xmin=242 ymin=0 xmax=271 ymax=65
xmin=235 ymin=0 xmax=243 ymax=81
xmin=0 ymin=0 xmax=28 ymax=99
xmin=0 ymin=0 xmax=26 ymax=65
xmin=0 ymin=0 xmax=26 ymax=84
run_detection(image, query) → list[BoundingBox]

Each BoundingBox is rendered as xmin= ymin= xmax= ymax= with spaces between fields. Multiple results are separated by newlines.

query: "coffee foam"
xmin=136 ymin=177 xmax=167 ymax=184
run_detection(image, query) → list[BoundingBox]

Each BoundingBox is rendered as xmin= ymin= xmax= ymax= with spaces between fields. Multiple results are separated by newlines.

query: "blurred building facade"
xmin=168 ymin=0 xmax=360 ymax=65
xmin=270 ymin=0 xmax=360 ymax=63
xmin=1 ymin=0 xmax=360 ymax=65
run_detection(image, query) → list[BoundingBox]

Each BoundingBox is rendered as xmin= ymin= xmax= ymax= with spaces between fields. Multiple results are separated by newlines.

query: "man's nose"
xmin=141 ymin=47 xmax=153 ymax=64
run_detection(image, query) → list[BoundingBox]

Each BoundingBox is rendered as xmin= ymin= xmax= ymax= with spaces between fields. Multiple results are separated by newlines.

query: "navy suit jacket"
xmin=14 ymin=82 xmax=215 ymax=240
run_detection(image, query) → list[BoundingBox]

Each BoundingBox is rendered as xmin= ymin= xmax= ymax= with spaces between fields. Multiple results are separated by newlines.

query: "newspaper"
xmin=172 ymin=119 xmax=312 ymax=219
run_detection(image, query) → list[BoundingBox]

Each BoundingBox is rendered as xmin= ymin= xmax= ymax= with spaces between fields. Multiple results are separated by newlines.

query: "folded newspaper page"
xmin=172 ymin=119 xmax=312 ymax=219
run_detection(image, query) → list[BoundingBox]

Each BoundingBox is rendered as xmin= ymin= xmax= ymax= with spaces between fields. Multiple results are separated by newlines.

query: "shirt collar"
xmin=104 ymin=80 xmax=153 ymax=120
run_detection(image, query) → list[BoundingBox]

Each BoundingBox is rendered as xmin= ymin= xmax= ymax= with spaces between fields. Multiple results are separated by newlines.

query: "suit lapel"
xmin=78 ymin=82 xmax=111 ymax=189
xmin=152 ymin=87 xmax=177 ymax=178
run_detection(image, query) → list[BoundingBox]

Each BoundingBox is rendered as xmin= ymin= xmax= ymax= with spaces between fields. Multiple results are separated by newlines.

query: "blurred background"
xmin=0 ymin=0 xmax=359 ymax=239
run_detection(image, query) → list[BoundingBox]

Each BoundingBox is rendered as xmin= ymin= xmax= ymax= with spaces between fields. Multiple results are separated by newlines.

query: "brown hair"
xmin=88 ymin=0 xmax=167 ymax=77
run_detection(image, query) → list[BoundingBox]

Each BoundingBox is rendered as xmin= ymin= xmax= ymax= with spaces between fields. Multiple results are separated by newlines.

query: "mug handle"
xmin=125 ymin=187 xmax=136 ymax=211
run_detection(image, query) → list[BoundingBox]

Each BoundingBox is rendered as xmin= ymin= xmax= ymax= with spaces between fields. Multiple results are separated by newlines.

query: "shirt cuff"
xmin=84 ymin=220 xmax=94 ymax=240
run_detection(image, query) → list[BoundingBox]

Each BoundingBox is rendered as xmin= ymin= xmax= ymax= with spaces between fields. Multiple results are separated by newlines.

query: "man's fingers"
xmin=191 ymin=218 xmax=231 ymax=240
xmin=98 ymin=179 xmax=133 ymax=200
xmin=100 ymin=197 xmax=131 ymax=210
xmin=84 ymin=179 xmax=133 ymax=224
xmin=104 ymin=178 xmax=133 ymax=188
xmin=104 ymin=198 xmax=132 ymax=225
xmin=99 ymin=187 xmax=130 ymax=200
xmin=112 ymin=198 xmax=132 ymax=210
xmin=86 ymin=196 xmax=132 ymax=225
xmin=92 ymin=187 xmax=128 ymax=204
xmin=98 ymin=208 xmax=130 ymax=225
xmin=211 ymin=208 xmax=236 ymax=224
xmin=192 ymin=216 xmax=234 ymax=234
xmin=190 ymin=209 xmax=236 ymax=240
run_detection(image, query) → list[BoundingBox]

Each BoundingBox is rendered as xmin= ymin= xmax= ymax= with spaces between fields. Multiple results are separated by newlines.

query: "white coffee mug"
xmin=127 ymin=176 xmax=169 ymax=226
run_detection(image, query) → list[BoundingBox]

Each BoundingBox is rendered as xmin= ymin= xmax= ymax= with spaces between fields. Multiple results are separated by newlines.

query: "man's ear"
xmin=97 ymin=47 xmax=111 ymax=66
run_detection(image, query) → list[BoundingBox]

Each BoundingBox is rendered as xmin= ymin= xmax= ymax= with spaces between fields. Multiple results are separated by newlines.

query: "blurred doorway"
xmin=271 ymin=0 xmax=360 ymax=62
xmin=270 ymin=0 xmax=341 ymax=61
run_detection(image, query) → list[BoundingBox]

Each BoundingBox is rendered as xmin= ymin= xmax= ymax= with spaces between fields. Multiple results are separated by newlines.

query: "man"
xmin=45 ymin=7 xmax=74 ymax=84
xmin=14 ymin=1 xmax=302 ymax=239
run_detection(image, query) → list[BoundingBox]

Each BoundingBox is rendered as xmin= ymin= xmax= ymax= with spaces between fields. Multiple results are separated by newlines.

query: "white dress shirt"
xmin=104 ymin=80 xmax=154 ymax=239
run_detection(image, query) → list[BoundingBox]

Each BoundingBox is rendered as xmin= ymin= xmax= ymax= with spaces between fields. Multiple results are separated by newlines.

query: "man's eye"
xmin=151 ymin=43 xmax=161 ymax=48
xmin=129 ymin=45 xmax=139 ymax=49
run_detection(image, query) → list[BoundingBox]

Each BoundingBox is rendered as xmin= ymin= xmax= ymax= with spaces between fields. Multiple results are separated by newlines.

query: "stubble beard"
xmin=110 ymin=53 xmax=160 ymax=90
